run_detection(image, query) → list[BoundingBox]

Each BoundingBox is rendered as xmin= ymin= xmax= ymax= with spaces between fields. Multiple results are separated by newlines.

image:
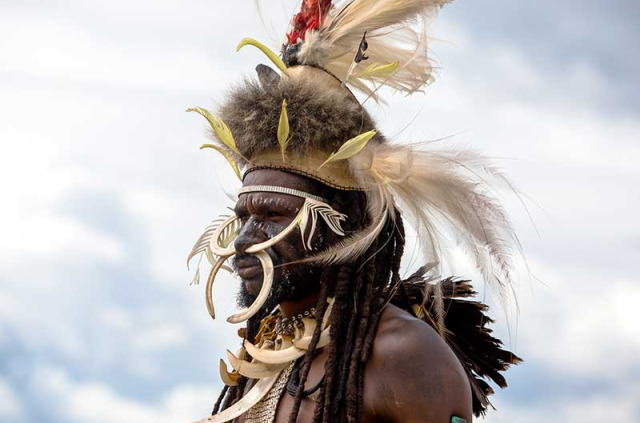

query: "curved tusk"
xmin=219 ymin=359 xmax=239 ymax=387
xmin=244 ymin=339 xmax=306 ymax=365
xmin=206 ymin=256 xmax=231 ymax=320
xmin=245 ymin=215 xmax=300 ymax=254
xmin=227 ymin=251 xmax=274 ymax=324
xmin=227 ymin=350 xmax=288 ymax=379
xmin=292 ymin=326 xmax=331 ymax=350
xmin=191 ymin=372 xmax=281 ymax=423
xmin=209 ymin=215 xmax=240 ymax=257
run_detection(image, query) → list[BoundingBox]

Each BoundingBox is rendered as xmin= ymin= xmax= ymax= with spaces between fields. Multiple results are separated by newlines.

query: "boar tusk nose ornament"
xmin=227 ymin=250 xmax=274 ymax=324
xmin=205 ymin=250 xmax=275 ymax=324
xmin=201 ymin=194 xmax=346 ymax=325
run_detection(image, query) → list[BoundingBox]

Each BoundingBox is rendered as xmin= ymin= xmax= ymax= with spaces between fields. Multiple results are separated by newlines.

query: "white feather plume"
xmin=297 ymin=0 xmax=453 ymax=97
xmin=307 ymin=142 xmax=518 ymax=306
xmin=373 ymin=144 xmax=517 ymax=300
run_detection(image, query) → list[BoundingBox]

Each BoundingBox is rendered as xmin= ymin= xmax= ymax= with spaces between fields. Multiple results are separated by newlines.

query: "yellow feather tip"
xmin=236 ymin=38 xmax=289 ymax=76
xmin=355 ymin=61 xmax=401 ymax=79
xmin=187 ymin=107 xmax=242 ymax=158
xmin=319 ymin=130 xmax=377 ymax=169
xmin=277 ymin=99 xmax=290 ymax=162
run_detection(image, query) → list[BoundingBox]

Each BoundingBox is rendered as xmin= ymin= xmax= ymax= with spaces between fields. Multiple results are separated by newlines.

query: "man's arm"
xmin=364 ymin=306 xmax=473 ymax=423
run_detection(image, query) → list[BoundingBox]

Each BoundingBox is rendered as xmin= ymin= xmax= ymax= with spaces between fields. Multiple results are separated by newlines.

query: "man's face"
xmin=232 ymin=169 xmax=328 ymax=310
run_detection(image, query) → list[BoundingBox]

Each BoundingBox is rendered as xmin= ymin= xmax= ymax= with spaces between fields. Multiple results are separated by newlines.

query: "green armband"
xmin=451 ymin=417 xmax=467 ymax=423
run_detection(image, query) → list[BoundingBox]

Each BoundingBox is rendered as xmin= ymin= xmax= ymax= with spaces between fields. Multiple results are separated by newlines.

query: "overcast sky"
xmin=1 ymin=1 xmax=639 ymax=422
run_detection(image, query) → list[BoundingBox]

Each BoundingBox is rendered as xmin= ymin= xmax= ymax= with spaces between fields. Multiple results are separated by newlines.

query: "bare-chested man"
xmin=187 ymin=1 xmax=520 ymax=422
xmin=230 ymin=170 xmax=473 ymax=423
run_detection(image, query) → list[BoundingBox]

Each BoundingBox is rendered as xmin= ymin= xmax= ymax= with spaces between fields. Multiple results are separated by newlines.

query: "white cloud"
xmin=483 ymin=385 xmax=640 ymax=423
xmin=32 ymin=366 xmax=217 ymax=423
xmin=0 ymin=11 xmax=231 ymax=92
xmin=3 ymin=213 xmax=125 ymax=264
xmin=516 ymin=267 xmax=640 ymax=377
xmin=0 ymin=377 xmax=24 ymax=419
xmin=132 ymin=324 xmax=188 ymax=352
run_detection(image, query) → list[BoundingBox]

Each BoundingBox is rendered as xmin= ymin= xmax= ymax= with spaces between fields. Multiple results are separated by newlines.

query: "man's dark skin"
xmin=232 ymin=169 xmax=473 ymax=423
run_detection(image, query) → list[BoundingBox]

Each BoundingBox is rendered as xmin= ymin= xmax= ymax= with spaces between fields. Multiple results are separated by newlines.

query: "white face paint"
xmin=203 ymin=187 xmax=348 ymax=324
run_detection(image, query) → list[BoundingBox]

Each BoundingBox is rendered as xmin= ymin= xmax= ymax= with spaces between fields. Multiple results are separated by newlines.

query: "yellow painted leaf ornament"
xmin=277 ymin=99 xmax=290 ymax=161
xmin=319 ymin=130 xmax=377 ymax=169
xmin=186 ymin=107 xmax=242 ymax=157
xmin=355 ymin=61 xmax=400 ymax=79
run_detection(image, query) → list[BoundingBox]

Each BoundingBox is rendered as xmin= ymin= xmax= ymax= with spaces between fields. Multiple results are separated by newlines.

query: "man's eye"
xmin=267 ymin=211 xmax=283 ymax=218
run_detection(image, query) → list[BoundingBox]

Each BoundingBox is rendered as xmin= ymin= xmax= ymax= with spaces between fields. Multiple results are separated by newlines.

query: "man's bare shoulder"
xmin=363 ymin=304 xmax=473 ymax=423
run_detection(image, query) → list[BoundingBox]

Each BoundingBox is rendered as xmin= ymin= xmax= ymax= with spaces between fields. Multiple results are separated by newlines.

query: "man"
xmin=229 ymin=169 xmax=474 ymax=423
xmin=186 ymin=1 xmax=520 ymax=422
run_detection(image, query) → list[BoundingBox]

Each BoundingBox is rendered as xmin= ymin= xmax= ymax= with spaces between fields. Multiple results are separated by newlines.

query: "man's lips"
xmin=234 ymin=255 xmax=263 ymax=279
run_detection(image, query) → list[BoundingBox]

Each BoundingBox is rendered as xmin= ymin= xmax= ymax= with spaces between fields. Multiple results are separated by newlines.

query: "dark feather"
xmin=391 ymin=268 xmax=522 ymax=417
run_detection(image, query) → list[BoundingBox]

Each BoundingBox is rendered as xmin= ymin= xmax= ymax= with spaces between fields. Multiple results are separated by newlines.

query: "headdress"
xmin=186 ymin=1 xmax=521 ymax=422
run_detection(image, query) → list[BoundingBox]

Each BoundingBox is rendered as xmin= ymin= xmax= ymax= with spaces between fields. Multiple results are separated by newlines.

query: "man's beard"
xmin=236 ymin=264 xmax=322 ymax=313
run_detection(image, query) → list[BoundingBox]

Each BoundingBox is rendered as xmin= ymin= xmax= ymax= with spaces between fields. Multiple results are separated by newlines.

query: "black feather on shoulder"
xmin=391 ymin=266 xmax=522 ymax=417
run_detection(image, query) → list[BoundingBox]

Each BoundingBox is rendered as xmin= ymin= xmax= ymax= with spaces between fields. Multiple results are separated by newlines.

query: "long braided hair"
xmin=212 ymin=186 xmax=406 ymax=423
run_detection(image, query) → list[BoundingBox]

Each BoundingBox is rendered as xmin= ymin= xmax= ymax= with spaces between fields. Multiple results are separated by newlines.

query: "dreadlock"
xmin=212 ymin=186 xmax=406 ymax=423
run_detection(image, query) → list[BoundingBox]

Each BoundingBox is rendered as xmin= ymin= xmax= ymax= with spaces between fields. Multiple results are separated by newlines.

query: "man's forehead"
xmin=234 ymin=191 xmax=302 ymax=210
xmin=242 ymin=168 xmax=324 ymax=193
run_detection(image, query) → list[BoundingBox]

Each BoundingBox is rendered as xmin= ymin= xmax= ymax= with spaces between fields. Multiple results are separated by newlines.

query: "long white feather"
xmin=297 ymin=0 xmax=452 ymax=97
xmin=369 ymin=144 xmax=518 ymax=302
xmin=308 ymin=140 xmax=518 ymax=324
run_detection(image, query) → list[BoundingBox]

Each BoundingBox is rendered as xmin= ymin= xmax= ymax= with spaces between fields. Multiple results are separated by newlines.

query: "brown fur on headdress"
xmin=218 ymin=66 xmax=380 ymax=160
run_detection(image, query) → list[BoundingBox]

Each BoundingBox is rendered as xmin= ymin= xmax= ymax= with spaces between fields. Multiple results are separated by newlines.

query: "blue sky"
xmin=1 ymin=1 xmax=639 ymax=422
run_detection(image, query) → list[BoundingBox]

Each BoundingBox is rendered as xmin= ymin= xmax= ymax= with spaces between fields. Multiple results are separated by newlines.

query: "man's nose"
xmin=234 ymin=219 xmax=268 ymax=253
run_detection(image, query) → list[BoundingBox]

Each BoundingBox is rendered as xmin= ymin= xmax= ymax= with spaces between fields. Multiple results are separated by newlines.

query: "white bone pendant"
xmin=227 ymin=350 xmax=289 ymax=379
xmin=244 ymin=339 xmax=306 ymax=365
xmin=292 ymin=326 xmax=331 ymax=350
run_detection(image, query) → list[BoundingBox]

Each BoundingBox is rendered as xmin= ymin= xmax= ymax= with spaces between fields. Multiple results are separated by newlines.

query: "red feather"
xmin=286 ymin=0 xmax=332 ymax=45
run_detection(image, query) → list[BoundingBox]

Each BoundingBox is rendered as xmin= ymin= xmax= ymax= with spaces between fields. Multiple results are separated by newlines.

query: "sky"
xmin=0 ymin=1 xmax=639 ymax=422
